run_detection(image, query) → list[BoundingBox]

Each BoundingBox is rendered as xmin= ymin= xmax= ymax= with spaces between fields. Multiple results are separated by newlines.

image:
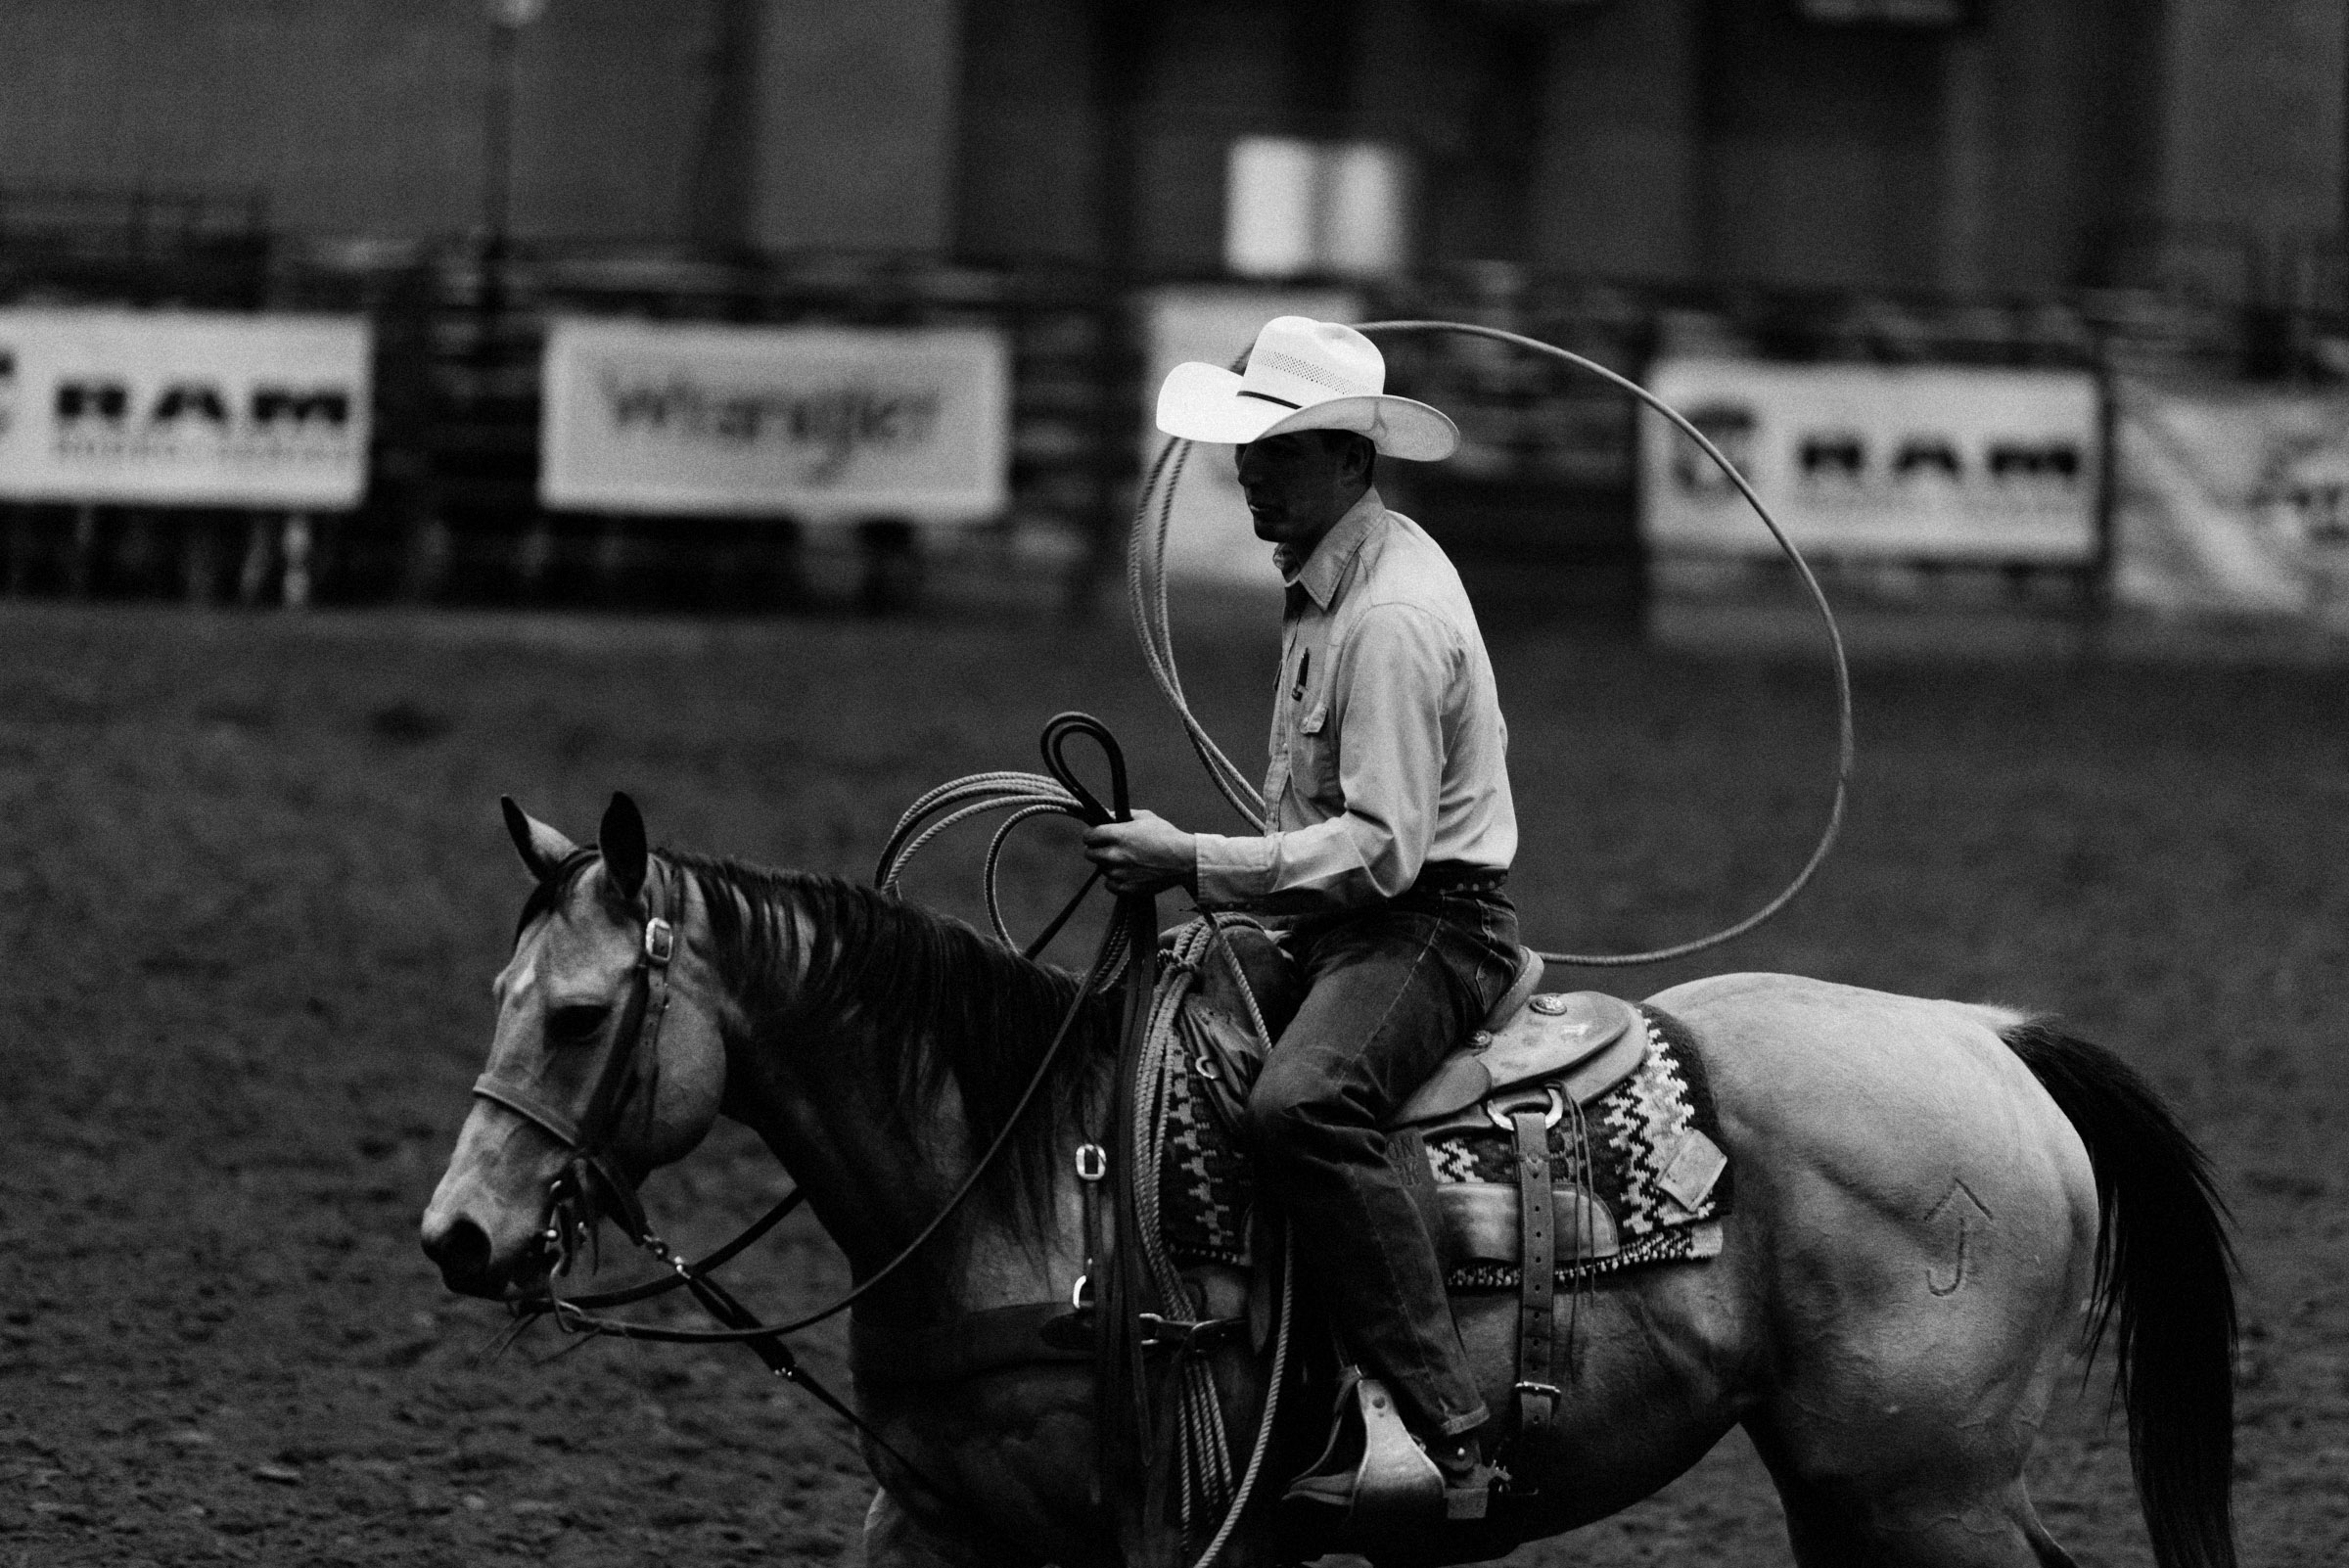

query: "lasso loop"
xmin=1128 ymin=318 xmax=1854 ymax=969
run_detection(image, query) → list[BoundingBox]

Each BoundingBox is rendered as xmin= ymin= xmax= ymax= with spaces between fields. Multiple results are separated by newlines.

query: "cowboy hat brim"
xmin=1154 ymin=361 xmax=1459 ymax=461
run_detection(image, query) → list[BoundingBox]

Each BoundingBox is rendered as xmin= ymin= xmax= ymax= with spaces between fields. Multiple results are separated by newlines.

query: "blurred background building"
xmin=0 ymin=0 xmax=2344 ymax=620
xmin=8 ymin=0 xmax=2339 ymax=296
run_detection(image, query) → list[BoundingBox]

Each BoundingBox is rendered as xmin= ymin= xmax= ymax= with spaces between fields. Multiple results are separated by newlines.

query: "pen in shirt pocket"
xmin=1290 ymin=649 xmax=1310 ymax=701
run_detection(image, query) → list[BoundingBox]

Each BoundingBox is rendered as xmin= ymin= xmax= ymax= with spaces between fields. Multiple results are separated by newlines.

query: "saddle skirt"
xmin=1157 ymin=918 xmax=1732 ymax=1286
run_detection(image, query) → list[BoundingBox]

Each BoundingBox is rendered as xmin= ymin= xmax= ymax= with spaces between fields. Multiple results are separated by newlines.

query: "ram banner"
xmin=0 ymin=310 xmax=371 ymax=508
xmin=2112 ymin=379 xmax=2349 ymax=624
xmin=1640 ymin=360 xmax=2101 ymax=564
xmin=540 ymin=320 xmax=1009 ymax=522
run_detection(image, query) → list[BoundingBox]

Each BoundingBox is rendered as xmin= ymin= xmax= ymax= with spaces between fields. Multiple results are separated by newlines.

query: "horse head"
xmin=420 ymin=792 xmax=728 ymax=1299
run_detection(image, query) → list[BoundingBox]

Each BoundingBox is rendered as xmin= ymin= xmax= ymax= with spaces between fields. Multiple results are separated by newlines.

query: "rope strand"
xmin=1127 ymin=320 xmax=1855 ymax=967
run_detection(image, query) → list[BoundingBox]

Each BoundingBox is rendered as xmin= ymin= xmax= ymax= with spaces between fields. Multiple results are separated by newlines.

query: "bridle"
xmin=471 ymin=847 xmax=678 ymax=1271
xmin=467 ymin=727 xmax=1283 ymax=1568
xmin=468 ymin=818 xmax=1127 ymax=1499
xmin=476 ymin=845 xmax=964 ymax=1488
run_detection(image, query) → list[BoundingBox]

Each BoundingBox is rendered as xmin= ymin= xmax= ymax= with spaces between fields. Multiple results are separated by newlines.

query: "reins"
xmin=877 ymin=715 xmax=1300 ymax=1568
xmin=487 ymin=719 xmax=1161 ymax=1513
xmin=524 ymin=886 xmax=1125 ymax=1346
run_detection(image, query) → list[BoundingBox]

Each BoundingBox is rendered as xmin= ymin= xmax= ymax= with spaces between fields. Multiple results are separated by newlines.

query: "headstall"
xmin=471 ymin=848 xmax=674 ymax=1271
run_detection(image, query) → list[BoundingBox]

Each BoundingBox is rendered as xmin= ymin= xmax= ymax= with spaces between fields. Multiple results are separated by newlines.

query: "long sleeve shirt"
xmin=1192 ymin=488 xmax=1517 ymax=915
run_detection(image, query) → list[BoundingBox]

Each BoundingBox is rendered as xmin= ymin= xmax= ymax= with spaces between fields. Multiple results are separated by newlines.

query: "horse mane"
xmin=664 ymin=848 xmax=1119 ymax=1244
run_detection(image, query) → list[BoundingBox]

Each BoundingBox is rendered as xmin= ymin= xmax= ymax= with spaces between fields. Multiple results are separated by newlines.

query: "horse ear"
xmin=502 ymin=797 xmax=577 ymax=882
xmin=599 ymin=791 xmax=649 ymax=902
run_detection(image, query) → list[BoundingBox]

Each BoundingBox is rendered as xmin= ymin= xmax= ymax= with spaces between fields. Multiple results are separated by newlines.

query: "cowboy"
xmin=1083 ymin=316 xmax=1520 ymax=1520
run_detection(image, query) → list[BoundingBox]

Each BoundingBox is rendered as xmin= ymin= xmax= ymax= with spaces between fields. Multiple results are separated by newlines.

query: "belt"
xmin=1409 ymin=861 xmax=1508 ymax=896
xmin=1268 ymin=862 xmax=1511 ymax=942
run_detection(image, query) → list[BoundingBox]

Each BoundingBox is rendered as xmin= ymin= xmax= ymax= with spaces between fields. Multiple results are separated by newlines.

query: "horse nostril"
xmin=422 ymin=1215 xmax=496 ymax=1294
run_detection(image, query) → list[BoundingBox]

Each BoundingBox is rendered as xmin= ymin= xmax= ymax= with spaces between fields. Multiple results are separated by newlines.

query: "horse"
xmin=421 ymin=794 xmax=2237 ymax=1568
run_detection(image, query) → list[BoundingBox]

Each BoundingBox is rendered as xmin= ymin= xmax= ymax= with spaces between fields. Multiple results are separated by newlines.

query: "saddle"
xmin=1178 ymin=920 xmax=1653 ymax=1166
xmin=1174 ymin=925 xmax=1730 ymax=1277
xmin=853 ymin=922 xmax=1733 ymax=1552
xmin=1168 ymin=920 xmax=1730 ymax=1536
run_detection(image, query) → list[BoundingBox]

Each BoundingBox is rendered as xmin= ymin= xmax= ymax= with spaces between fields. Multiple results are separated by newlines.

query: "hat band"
xmin=1236 ymin=389 xmax=1302 ymax=409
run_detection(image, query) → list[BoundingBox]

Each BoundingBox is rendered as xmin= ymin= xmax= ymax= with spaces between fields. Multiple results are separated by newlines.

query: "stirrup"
xmin=1279 ymin=1374 xmax=1446 ymax=1529
xmin=1433 ymin=1453 xmax=1498 ymax=1523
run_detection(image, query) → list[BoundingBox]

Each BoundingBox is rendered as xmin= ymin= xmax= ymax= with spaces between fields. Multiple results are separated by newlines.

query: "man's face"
xmin=1234 ymin=432 xmax=1367 ymax=552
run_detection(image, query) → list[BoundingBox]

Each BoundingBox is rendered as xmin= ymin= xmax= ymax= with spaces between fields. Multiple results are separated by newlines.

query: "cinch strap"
xmin=1513 ymin=1108 xmax=1558 ymax=1448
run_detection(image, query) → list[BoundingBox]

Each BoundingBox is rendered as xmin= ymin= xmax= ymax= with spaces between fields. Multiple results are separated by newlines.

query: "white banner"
xmin=1139 ymin=286 xmax=1361 ymax=586
xmin=1640 ymin=359 xmax=2101 ymax=564
xmin=2114 ymin=379 xmax=2349 ymax=623
xmin=540 ymin=320 xmax=1009 ymax=522
xmin=0 ymin=310 xmax=370 ymax=508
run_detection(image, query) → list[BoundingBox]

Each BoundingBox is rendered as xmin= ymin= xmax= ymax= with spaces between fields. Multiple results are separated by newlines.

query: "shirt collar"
xmin=1278 ymin=488 xmax=1385 ymax=611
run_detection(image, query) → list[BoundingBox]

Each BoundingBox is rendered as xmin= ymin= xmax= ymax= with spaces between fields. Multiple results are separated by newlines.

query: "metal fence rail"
xmin=3 ymin=217 xmax=2346 ymax=614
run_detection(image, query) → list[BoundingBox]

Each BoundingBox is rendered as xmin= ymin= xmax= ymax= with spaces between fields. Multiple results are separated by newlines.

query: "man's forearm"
xmin=1194 ymin=814 xmax=1420 ymax=911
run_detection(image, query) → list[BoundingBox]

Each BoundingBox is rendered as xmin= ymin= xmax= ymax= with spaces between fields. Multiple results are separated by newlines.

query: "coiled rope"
xmin=1128 ymin=318 xmax=1855 ymax=968
xmin=875 ymin=766 xmax=1131 ymax=982
xmin=875 ymin=738 xmax=1299 ymax=1568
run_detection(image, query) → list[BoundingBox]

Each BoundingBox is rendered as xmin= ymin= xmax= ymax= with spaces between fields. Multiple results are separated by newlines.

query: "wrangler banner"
xmin=1639 ymin=359 xmax=2101 ymax=564
xmin=0 ymin=310 xmax=371 ymax=508
xmin=539 ymin=320 xmax=1009 ymax=522
xmin=2113 ymin=379 xmax=2349 ymax=624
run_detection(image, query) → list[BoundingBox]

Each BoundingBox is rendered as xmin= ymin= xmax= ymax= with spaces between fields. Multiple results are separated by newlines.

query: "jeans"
xmin=1245 ymin=875 xmax=1521 ymax=1439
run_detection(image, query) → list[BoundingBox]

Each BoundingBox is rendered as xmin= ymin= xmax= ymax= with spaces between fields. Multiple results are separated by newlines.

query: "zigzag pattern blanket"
xmin=1158 ymin=997 xmax=1731 ymax=1287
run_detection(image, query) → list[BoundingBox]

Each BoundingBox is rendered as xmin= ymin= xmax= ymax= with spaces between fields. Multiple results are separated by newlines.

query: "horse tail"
xmin=2002 ymin=1019 xmax=2237 ymax=1568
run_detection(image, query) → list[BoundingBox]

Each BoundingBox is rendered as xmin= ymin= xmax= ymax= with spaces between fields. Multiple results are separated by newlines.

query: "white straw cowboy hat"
xmin=1155 ymin=316 xmax=1459 ymax=461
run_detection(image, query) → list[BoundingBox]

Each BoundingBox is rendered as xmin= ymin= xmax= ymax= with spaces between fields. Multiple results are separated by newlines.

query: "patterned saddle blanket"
xmin=1152 ymin=919 xmax=1731 ymax=1289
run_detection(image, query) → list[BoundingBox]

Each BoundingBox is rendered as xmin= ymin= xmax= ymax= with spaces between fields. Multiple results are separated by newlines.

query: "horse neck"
xmin=682 ymin=860 xmax=1108 ymax=1316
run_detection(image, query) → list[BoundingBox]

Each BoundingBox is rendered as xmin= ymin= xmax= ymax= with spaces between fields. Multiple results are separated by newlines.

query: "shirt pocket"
xmin=1289 ymin=698 xmax=1339 ymax=802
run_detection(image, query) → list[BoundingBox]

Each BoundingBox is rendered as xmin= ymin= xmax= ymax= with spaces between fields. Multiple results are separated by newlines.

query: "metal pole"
xmin=478 ymin=0 xmax=542 ymax=334
xmin=479 ymin=0 xmax=544 ymax=600
xmin=480 ymin=13 xmax=522 ymax=331
xmin=483 ymin=23 xmax=517 ymax=255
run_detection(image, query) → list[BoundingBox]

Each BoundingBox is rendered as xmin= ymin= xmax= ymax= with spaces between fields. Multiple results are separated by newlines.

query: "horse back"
xmin=1645 ymin=971 xmax=2096 ymax=1213
xmin=1640 ymin=973 xmax=2102 ymax=1466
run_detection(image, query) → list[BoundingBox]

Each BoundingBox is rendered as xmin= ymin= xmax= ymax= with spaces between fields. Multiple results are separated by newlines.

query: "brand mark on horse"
xmin=1925 ymin=1176 xmax=1994 ymax=1298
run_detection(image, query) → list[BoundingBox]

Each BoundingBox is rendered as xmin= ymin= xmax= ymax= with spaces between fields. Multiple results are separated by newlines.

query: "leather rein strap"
xmin=482 ymin=716 xmax=1139 ymax=1366
xmin=524 ymin=914 xmax=1122 ymax=1347
xmin=477 ymin=849 xmax=959 ymax=1494
xmin=473 ymin=720 xmax=1213 ymax=1538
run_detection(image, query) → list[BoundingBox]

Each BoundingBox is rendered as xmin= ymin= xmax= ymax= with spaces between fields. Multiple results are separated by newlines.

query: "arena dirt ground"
xmin=1 ymin=595 xmax=2343 ymax=1567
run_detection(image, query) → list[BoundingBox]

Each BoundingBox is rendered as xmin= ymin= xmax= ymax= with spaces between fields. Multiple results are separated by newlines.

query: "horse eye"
xmin=545 ymin=1003 xmax=609 ymax=1045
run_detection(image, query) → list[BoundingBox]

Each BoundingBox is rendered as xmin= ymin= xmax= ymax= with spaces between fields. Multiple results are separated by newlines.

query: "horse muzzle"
xmin=420 ymin=1178 xmax=561 ymax=1300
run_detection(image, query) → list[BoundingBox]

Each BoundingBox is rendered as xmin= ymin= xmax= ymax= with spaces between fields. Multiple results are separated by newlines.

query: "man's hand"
xmin=1082 ymin=809 xmax=1198 ymax=898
